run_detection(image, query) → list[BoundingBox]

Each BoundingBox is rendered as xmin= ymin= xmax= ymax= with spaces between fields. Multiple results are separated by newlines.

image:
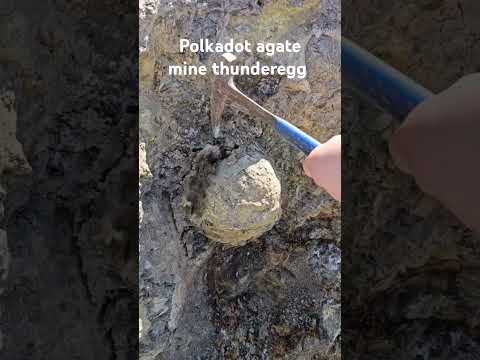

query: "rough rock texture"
xmin=343 ymin=1 xmax=480 ymax=358
xmin=0 ymin=90 xmax=31 ymax=351
xmin=0 ymin=91 xmax=31 ymax=179
xmin=194 ymin=148 xmax=282 ymax=245
xmin=1 ymin=1 xmax=138 ymax=358
xmin=139 ymin=0 xmax=340 ymax=358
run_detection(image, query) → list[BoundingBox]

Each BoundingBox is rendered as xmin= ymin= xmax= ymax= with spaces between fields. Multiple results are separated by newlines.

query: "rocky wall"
xmin=1 ymin=1 xmax=138 ymax=359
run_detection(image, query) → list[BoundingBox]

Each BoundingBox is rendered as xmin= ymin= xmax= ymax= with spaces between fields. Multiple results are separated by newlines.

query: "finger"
xmin=302 ymin=159 xmax=312 ymax=177
xmin=389 ymin=127 xmax=412 ymax=174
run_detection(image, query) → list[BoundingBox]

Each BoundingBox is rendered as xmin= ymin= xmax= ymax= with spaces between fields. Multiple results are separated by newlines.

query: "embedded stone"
xmin=196 ymin=149 xmax=281 ymax=246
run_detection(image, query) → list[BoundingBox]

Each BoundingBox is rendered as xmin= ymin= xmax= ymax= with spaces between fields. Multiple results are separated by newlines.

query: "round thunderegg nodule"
xmin=195 ymin=149 xmax=281 ymax=246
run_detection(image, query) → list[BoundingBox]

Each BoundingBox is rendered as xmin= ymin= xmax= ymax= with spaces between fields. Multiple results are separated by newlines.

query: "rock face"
xmin=0 ymin=90 xmax=31 ymax=178
xmin=139 ymin=0 xmax=341 ymax=358
xmin=0 ymin=90 xmax=31 ymax=351
xmin=2 ymin=2 xmax=138 ymax=358
xmin=195 ymin=149 xmax=281 ymax=245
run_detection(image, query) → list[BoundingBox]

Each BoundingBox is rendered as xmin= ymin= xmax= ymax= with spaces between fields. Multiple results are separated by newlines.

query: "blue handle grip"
xmin=342 ymin=37 xmax=433 ymax=120
xmin=273 ymin=116 xmax=320 ymax=155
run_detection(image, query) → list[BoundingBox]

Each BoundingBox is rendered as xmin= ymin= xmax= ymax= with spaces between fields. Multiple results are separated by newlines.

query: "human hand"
xmin=389 ymin=74 xmax=480 ymax=232
xmin=303 ymin=135 xmax=341 ymax=201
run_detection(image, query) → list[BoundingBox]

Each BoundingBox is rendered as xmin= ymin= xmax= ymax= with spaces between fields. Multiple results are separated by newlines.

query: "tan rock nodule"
xmin=196 ymin=149 xmax=281 ymax=246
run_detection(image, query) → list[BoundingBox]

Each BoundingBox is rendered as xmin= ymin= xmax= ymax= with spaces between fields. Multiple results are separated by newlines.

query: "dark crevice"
xmin=107 ymin=328 xmax=117 ymax=360
xmin=71 ymin=232 xmax=95 ymax=305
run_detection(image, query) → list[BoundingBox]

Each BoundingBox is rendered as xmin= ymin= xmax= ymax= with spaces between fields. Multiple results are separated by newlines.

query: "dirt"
xmin=183 ymin=144 xmax=223 ymax=218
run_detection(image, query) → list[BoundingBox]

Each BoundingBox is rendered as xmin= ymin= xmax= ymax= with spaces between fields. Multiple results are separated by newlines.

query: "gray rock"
xmin=0 ymin=230 xmax=9 ymax=283
xmin=194 ymin=148 xmax=281 ymax=245
xmin=1 ymin=3 xmax=138 ymax=358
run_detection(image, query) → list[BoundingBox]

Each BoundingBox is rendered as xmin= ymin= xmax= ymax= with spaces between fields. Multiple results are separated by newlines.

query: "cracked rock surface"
xmin=140 ymin=0 xmax=340 ymax=358
xmin=0 ymin=89 xmax=31 ymax=352
xmin=1 ymin=1 xmax=138 ymax=359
